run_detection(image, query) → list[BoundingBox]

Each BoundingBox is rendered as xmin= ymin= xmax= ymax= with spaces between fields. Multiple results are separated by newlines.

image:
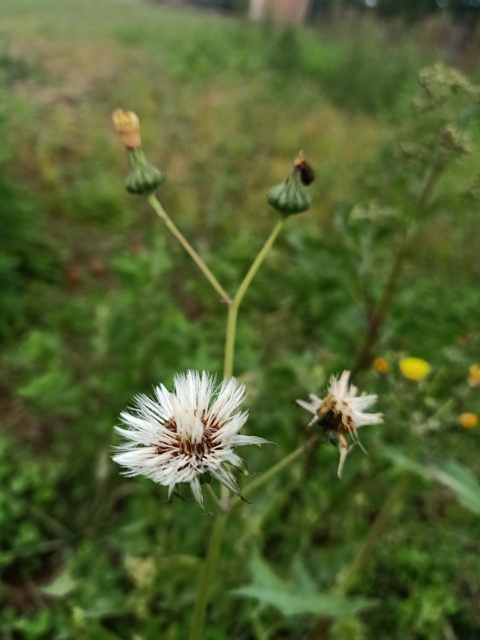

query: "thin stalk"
xmin=352 ymin=161 xmax=443 ymax=377
xmin=237 ymin=434 xmax=319 ymax=505
xmin=223 ymin=219 xmax=285 ymax=377
xmin=188 ymin=514 xmax=227 ymax=640
xmin=223 ymin=303 xmax=238 ymax=380
xmin=147 ymin=194 xmax=232 ymax=305
xmin=189 ymin=436 xmax=318 ymax=637
xmin=312 ymin=473 xmax=410 ymax=636
xmin=352 ymin=231 xmax=410 ymax=377
xmin=335 ymin=472 xmax=411 ymax=596
xmin=189 ymin=218 xmax=287 ymax=640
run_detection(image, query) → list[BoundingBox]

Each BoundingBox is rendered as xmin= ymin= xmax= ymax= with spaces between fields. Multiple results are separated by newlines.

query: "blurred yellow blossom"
xmin=458 ymin=413 xmax=478 ymax=429
xmin=373 ymin=357 xmax=390 ymax=374
xmin=399 ymin=357 xmax=431 ymax=381
xmin=468 ymin=364 xmax=480 ymax=388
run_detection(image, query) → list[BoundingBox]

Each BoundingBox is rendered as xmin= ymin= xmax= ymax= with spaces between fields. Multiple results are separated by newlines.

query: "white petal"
xmin=210 ymin=464 xmax=241 ymax=497
xmin=112 ymin=370 xmax=267 ymax=507
xmin=229 ymin=435 xmax=271 ymax=447
xmin=189 ymin=476 xmax=204 ymax=509
xmin=296 ymin=399 xmax=319 ymax=414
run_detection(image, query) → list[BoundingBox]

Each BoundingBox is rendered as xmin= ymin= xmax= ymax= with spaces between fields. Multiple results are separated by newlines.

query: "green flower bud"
xmin=125 ymin=148 xmax=164 ymax=196
xmin=267 ymin=172 xmax=310 ymax=216
xmin=267 ymin=153 xmax=314 ymax=217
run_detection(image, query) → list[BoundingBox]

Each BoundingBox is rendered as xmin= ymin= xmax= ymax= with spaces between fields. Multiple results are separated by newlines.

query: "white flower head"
xmin=297 ymin=370 xmax=383 ymax=478
xmin=113 ymin=371 xmax=269 ymax=509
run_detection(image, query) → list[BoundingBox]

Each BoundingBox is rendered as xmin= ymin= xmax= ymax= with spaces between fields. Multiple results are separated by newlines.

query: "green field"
xmin=1 ymin=1 xmax=480 ymax=638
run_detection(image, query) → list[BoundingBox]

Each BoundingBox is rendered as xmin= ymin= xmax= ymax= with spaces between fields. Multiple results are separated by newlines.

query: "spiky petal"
xmin=113 ymin=371 xmax=269 ymax=509
xmin=297 ymin=371 xmax=383 ymax=477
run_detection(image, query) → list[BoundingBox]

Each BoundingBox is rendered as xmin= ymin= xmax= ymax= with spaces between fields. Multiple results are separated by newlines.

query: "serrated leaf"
xmin=235 ymin=549 xmax=375 ymax=618
xmin=291 ymin=557 xmax=317 ymax=592
xmin=249 ymin=548 xmax=286 ymax=591
xmin=234 ymin=585 xmax=374 ymax=618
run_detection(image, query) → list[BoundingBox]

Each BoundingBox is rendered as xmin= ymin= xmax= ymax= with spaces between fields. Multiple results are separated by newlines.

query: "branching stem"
xmin=224 ymin=219 xmax=285 ymax=378
xmin=147 ymin=194 xmax=232 ymax=305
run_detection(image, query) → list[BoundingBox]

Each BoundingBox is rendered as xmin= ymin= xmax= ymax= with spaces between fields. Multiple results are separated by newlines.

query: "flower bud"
xmin=112 ymin=109 xmax=141 ymax=149
xmin=125 ymin=148 xmax=164 ymax=196
xmin=267 ymin=152 xmax=314 ymax=217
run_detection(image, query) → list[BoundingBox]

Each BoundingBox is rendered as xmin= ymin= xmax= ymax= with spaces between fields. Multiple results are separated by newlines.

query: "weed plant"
xmin=1 ymin=2 xmax=480 ymax=639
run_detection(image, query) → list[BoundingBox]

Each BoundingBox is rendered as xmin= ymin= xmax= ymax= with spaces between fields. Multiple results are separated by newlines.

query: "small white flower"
xmin=297 ymin=370 xmax=383 ymax=478
xmin=113 ymin=370 xmax=269 ymax=509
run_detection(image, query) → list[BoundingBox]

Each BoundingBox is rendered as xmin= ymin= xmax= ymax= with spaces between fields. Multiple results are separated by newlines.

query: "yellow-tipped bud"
xmin=458 ymin=413 xmax=478 ymax=429
xmin=112 ymin=109 xmax=141 ymax=149
xmin=373 ymin=357 xmax=390 ymax=374
xmin=399 ymin=357 xmax=431 ymax=381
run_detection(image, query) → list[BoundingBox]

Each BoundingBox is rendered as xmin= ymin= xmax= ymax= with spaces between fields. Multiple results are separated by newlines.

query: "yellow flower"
xmin=112 ymin=109 xmax=141 ymax=149
xmin=399 ymin=357 xmax=431 ymax=381
xmin=468 ymin=364 xmax=480 ymax=388
xmin=458 ymin=413 xmax=478 ymax=429
xmin=373 ymin=357 xmax=390 ymax=374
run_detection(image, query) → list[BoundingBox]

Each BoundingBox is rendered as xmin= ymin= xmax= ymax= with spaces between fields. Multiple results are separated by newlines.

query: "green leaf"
xmin=430 ymin=461 xmax=480 ymax=516
xmin=234 ymin=585 xmax=373 ymax=618
xmin=380 ymin=446 xmax=431 ymax=479
xmin=234 ymin=550 xmax=375 ymax=618
xmin=382 ymin=447 xmax=480 ymax=516
xmin=41 ymin=570 xmax=76 ymax=597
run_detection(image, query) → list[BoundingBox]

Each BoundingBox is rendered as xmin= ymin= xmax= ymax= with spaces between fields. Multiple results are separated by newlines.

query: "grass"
xmin=1 ymin=2 xmax=480 ymax=638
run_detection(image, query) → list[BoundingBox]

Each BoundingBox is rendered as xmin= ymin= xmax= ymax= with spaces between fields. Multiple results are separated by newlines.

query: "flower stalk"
xmin=112 ymin=123 xmax=315 ymax=638
xmin=188 ymin=514 xmax=228 ymax=640
xmin=352 ymin=158 xmax=443 ymax=377
xmin=335 ymin=472 xmax=411 ymax=596
xmin=190 ymin=218 xmax=287 ymax=638
xmin=147 ymin=194 xmax=232 ymax=305
xmin=224 ymin=219 xmax=285 ymax=378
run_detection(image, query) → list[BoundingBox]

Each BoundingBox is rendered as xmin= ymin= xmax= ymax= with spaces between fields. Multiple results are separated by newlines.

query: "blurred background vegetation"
xmin=1 ymin=0 xmax=479 ymax=638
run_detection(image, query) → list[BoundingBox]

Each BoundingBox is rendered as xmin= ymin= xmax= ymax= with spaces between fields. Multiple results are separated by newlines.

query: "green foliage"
xmin=235 ymin=549 xmax=375 ymax=617
xmin=301 ymin=22 xmax=429 ymax=114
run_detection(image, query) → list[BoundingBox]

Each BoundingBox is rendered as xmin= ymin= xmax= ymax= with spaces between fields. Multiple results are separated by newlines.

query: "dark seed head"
xmin=294 ymin=151 xmax=315 ymax=186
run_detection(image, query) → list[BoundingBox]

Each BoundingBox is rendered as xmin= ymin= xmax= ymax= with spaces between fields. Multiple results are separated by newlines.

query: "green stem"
xmin=189 ymin=218 xmax=286 ymax=640
xmin=223 ymin=219 xmax=285 ymax=378
xmin=352 ymin=159 xmax=443 ymax=377
xmin=352 ymin=229 xmax=410 ymax=377
xmin=189 ymin=436 xmax=317 ymax=637
xmin=147 ymin=194 xmax=232 ymax=305
xmin=335 ymin=472 xmax=411 ymax=596
xmin=188 ymin=514 xmax=228 ymax=640
xmin=236 ymin=434 xmax=319 ymax=506
xmin=223 ymin=303 xmax=238 ymax=380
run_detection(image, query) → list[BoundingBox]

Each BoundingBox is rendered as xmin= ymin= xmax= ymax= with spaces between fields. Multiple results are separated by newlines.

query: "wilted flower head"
xmin=112 ymin=109 xmax=141 ymax=149
xmin=113 ymin=371 xmax=269 ymax=509
xmin=297 ymin=371 xmax=383 ymax=478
